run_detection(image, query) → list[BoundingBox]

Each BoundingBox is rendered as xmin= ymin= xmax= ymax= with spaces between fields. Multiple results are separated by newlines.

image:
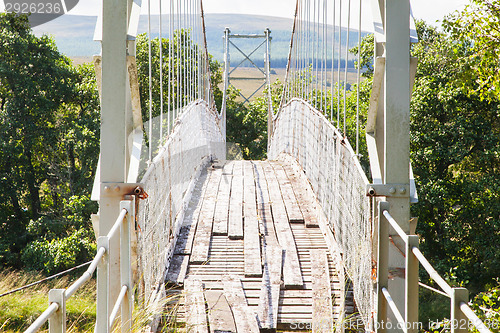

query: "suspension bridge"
xmin=24 ymin=0 xmax=492 ymax=332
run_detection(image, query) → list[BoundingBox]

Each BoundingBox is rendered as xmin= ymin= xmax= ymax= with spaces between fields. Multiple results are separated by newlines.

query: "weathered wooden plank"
xmin=175 ymin=169 xmax=211 ymax=255
xmin=262 ymin=161 xmax=303 ymax=289
xmin=243 ymin=161 xmax=262 ymax=277
xmin=258 ymin=243 xmax=283 ymax=331
xmin=222 ymin=276 xmax=260 ymax=333
xmin=184 ymin=279 xmax=209 ymax=333
xmin=213 ymin=162 xmax=234 ymax=235
xmin=310 ymin=250 xmax=334 ymax=333
xmin=165 ymin=254 xmax=190 ymax=285
xmin=228 ymin=161 xmax=244 ymax=240
xmin=281 ymin=163 xmax=319 ymax=228
xmin=222 ymin=160 xmax=235 ymax=175
xmin=257 ymin=203 xmax=275 ymax=239
xmin=205 ymin=290 xmax=237 ymax=333
xmin=270 ymin=161 xmax=304 ymax=223
xmin=274 ymin=224 xmax=304 ymax=289
xmin=253 ymin=161 xmax=270 ymax=205
xmin=191 ymin=168 xmax=223 ymax=264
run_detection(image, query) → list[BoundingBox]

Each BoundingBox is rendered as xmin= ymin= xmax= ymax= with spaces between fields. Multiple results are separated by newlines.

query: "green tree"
xmin=136 ymin=31 xmax=212 ymax=123
xmin=0 ymin=13 xmax=100 ymax=271
xmin=410 ymin=21 xmax=500 ymax=293
xmin=135 ymin=31 xmax=271 ymax=160
xmin=443 ymin=0 xmax=500 ymax=100
xmin=348 ymin=21 xmax=500 ymax=295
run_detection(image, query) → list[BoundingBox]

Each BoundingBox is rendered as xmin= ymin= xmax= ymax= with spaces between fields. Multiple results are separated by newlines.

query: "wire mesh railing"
xmin=141 ymin=0 xmax=221 ymax=164
xmin=277 ymin=0 xmax=367 ymax=156
xmin=268 ymin=98 xmax=375 ymax=329
xmin=271 ymin=0 xmax=494 ymax=332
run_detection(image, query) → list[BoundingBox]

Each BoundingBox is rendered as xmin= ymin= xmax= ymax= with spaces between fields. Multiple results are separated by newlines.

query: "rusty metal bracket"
xmin=100 ymin=183 xmax=145 ymax=199
xmin=366 ymin=184 xmax=410 ymax=198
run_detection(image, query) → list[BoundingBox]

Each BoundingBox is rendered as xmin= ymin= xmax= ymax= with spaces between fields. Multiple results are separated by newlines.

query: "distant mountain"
xmin=32 ymin=15 xmax=101 ymax=57
xmin=32 ymin=14 xmax=367 ymax=68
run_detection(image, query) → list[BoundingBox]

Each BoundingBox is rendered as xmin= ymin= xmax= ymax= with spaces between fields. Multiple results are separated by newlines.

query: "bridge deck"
xmin=165 ymin=160 xmax=351 ymax=332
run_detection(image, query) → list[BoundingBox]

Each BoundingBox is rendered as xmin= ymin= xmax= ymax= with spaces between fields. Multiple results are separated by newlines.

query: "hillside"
xmin=32 ymin=13 xmax=367 ymax=68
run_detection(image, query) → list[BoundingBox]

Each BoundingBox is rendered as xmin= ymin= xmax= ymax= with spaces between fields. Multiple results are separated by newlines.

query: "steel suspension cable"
xmin=356 ymin=0 xmax=362 ymax=155
xmin=321 ymin=0 xmax=328 ymax=112
xmin=168 ymin=0 xmax=173 ymax=133
xmin=330 ymin=0 xmax=336 ymax=121
xmin=343 ymin=0 xmax=351 ymax=135
xmin=148 ymin=0 xmax=153 ymax=162
xmin=159 ymin=0 xmax=164 ymax=141
xmin=336 ymin=0 xmax=342 ymax=128
xmin=313 ymin=0 xmax=318 ymax=107
xmin=176 ymin=0 xmax=180 ymax=119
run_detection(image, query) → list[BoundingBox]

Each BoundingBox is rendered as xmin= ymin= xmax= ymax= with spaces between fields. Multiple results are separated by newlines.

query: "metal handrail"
xmin=380 ymin=209 xmax=492 ymax=333
xmin=107 ymin=208 xmax=128 ymax=240
xmin=65 ymin=247 xmax=106 ymax=299
xmin=25 ymin=206 xmax=131 ymax=333
xmin=460 ymin=302 xmax=492 ymax=333
xmin=382 ymin=210 xmax=409 ymax=243
xmin=24 ymin=303 xmax=59 ymax=333
xmin=109 ymin=285 xmax=129 ymax=328
xmin=411 ymin=246 xmax=453 ymax=296
xmin=381 ymin=287 xmax=406 ymax=330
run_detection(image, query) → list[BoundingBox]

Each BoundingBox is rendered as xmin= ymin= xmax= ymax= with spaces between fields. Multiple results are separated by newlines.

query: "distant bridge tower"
xmin=222 ymin=28 xmax=273 ymax=105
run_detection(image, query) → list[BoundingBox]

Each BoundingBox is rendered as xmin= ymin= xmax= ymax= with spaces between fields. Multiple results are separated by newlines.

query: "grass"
xmin=223 ymin=67 xmax=362 ymax=104
xmin=0 ymin=269 xmax=187 ymax=332
xmin=0 ymin=269 xmax=96 ymax=332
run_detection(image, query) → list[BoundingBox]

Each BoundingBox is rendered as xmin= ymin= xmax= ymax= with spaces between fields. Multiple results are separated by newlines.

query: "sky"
xmin=62 ymin=0 xmax=470 ymax=29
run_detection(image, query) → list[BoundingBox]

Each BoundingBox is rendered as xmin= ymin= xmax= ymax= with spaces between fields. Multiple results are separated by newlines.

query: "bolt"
xmin=368 ymin=187 xmax=376 ymax=196
xmin=389 ymin=187 xmax=396 ymax=194
xmin=399 ymin=187 xmax=407 ymax=194
xmin=114 ymin=186 xmax=121 ymax=192
xmin=104 ymin=186 xmax=111 ymax=192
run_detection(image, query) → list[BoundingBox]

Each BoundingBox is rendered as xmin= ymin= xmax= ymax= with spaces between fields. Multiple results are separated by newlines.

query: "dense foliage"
xmin=354 ymin=19 xmax=499 ymax=297
xmin=0 ymin=13 xmax=99 ymax=273
xmin=443 ymin=0 xmax=500 ymax=101
xmin=0 ymin=8 xmax=498 ymax=329
xmin=410 ymin=21 xmax=500 ymax=294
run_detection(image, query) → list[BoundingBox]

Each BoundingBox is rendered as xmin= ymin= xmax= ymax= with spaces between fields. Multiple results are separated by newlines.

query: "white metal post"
xmin=96 ymin=236 xmax=110 ymax=333
xmin=451 ymin=288 xmax=469 ymax=333
xmin=48 ymin=289 xmax=66 ymax=333
xmin=120 ymin=199 xmax=134 ymax=332
xmin=406 ymin=235 xmax=419 ymax=332
xmin=377 ymin=201 xmax=390 ymax=333
xmin=265 ymin=28 xmax=273 ymax=141
xmin=384 ymin=0 xmax=411 ymax=331
xmin=100 ymin=0 xmax=128 ymax=327
xmin=223 ymin=27 xmax=230 ymax=141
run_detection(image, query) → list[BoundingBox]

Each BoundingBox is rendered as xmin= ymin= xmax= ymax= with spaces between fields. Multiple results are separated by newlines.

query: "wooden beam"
xmin=191 ymin=168 xmax=222 ymax=264
xmin=228 ymin=161 xmax=244 ymax=239
xmin=280 ymin=163 xmax=319 ymax=228
xmin=310 ymin=250 xmax=334 ymax=333
xmin=175 ymin=169 xmax=211 ymax=255
xmin=243 ymin=161 xmax=262 ymax=277
xmin=271 ymin=161 xmax=304 ymax=223
xmin=213 ymin=162 xmax=234 ymax=235
xmin=222 ymin=276 xmax=260 ymax=333
xmin=184 ymin=279 xmax=209 ymax=333
xmin=258 ymin=243 xmax=283 ymax=331
xmin=205 ymin=290 xmax=237 ymax=333
xmin=165 ymin=254 xmax=189 ymax=285
xmin=262 ymin=161 xmax=303 ymax=289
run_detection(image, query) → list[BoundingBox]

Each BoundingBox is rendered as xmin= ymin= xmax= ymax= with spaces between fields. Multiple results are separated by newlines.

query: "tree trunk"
xmin=24 ymin=146 xmax=41 ymax=219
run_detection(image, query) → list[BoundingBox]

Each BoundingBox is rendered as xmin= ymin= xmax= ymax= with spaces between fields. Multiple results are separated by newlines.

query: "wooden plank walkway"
xmin=166 ymin=160 xmax=349 ymax=332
